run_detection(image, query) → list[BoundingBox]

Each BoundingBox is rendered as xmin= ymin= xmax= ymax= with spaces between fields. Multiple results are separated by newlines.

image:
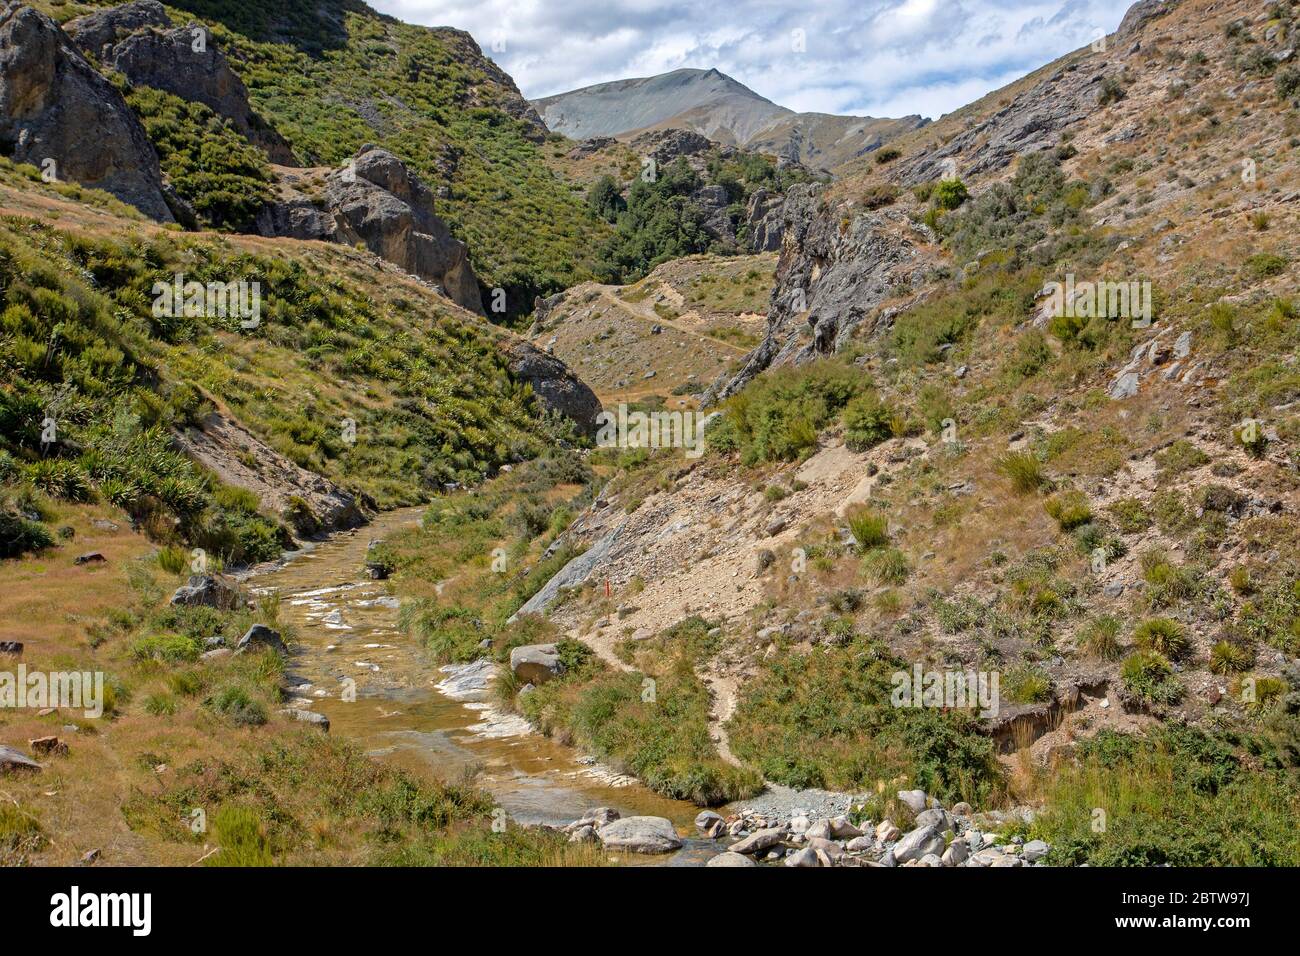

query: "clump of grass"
xmin=0 ymin=803 xmax=45 ymax=863
xmin=1079 ymin=615 xmax=1124 ymax=661
xmin=1107 ymin=497 xmax=1152 ymax=533
xmin=208 ymin=805 xmax=274 ymax=867
xmin=1140 ymin=549 xmax=1202 ymax=608
xmin=846 ymin=507 xmax=890 ymax=551
xmin=1229 ymin=566 xmax=1254 ymax=595
xmin=1209 ymin=640 xmax=1254 ymax=675
xmin=1133 ymin=617 xmax=1190 ymax=660
xmin=862 ymin=547 xmax=910 ymax=585
xmin=207 ymin=685 xmax=268 ymax=726
xmin=995 ymin=451 xmax=1045 ymax=495
xmin=1155 ymin=439 xmax=1209 ymax=475
xmin=1121 ymin=651 xmax=1183 ymax=705
xmin=1044 ymin=490 xmax=1093 ymax=531
xmin=1003 ymin=665 xmax=1053 ymax=703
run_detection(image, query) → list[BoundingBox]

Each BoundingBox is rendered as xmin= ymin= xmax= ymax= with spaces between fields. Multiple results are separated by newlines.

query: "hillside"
xmin=532 ymin=67 xmax=928 ymax=172
xmin=27 ymin=0 xmax=611 ymax=315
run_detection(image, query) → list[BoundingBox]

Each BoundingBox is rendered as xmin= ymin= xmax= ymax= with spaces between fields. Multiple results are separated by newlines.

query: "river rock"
xmin=509 ymin=643 xmax=563 ymax=685
xmin=729 ymin=825 xmax=788 ymax=855
xmin=596 ymin=816 xmax=682 ymax=854
xmin=896 ymin=789 xmax=932 ymax=813
xmin=281 ymin=708 xmax=329 ymax=731
xmin=236 ymin=624 xmax=287 ymax=655
xmin=941 ymin=840 xmax=969 ymax=866
xmin=914 ymin=807 xmax=951 ymax=832
xmin=569 ymin=824 xmax=597 ymax=844
xmin=875 ymin=819 xmax=901 ymax=842
xmin=784 ymin=846 xmax=820 ymax=867
xmin=827 ymin=815 xmax=863 ymax=839
xmin=706 ymin=851 xmax=756 ymax=867
xmin=695 ymin=809 xmax=724 ymax=837
xmin=1022 ymin=839 xmax=1050 ymax=863
xmin=565 ymin=807 xmax=619 ymax=832
xmin=892 ymin=824 xmax=945 ymax=863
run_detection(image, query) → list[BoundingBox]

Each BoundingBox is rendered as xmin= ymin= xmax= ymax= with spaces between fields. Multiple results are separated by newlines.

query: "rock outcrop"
xmin=66 ymin=1 xmax=295 ymax=164
xmin=498 ymin=338 xmax=603 ymax=436
xmin=705 ymin=183 xmax=937 ymax=403
xmin=172 ymin=409 xmax=366 ymax=539
xmin=257 ymin=147 xmax=485 ymax=315
xmin=0 ymin=3 xmax=173 ymax=221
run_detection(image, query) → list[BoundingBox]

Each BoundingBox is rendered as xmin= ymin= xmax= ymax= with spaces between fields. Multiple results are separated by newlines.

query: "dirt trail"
xmin=593 ymin=286 xmax=746 ymax=352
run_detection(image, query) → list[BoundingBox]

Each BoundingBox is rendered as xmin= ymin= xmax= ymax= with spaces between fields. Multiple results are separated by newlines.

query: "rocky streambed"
xmin=556 ymin=789 xmax=1052 ymax=867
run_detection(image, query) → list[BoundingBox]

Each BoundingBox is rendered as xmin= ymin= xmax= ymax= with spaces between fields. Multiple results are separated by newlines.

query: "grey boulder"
xmin=596 ymin=816 xmax=682 ymax=854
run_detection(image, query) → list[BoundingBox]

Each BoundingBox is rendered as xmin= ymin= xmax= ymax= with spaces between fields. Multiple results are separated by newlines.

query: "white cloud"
xmin=373 ymin=0 xmax=1135 ymax=119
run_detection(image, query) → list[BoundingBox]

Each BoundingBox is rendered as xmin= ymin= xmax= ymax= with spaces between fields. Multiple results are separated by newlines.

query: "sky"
xmin=371 ymin=0 xmax=1137 ymax=120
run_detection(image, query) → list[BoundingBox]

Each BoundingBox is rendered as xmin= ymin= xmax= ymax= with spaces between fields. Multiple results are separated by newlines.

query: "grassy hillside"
xmin=0 ymin=161 xmax=566 ymax=563
xmin=44 ymin=0 xmax=609 ymax=314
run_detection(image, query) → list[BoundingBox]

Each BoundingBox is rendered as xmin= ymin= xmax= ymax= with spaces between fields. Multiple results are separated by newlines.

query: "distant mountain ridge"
xmin=531 ymin=68 xmax=928 ymax=172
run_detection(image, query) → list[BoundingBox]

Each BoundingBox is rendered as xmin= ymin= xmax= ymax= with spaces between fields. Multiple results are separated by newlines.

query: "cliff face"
xmin=705 ymin=184 xmax=939 ymax=403
xmin=0 ymin=3 xmax=174 ymax=221
xmin=65 ymin=0 xmax=297 ymax=164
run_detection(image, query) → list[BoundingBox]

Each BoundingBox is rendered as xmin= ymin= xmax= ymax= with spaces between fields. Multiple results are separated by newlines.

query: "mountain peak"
xmin=531 ymin=67 xmax=924 ymax=171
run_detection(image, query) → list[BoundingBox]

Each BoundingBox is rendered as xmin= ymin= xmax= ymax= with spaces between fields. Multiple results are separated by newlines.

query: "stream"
xmin=248 ymin=506 xmax=717 ymax=864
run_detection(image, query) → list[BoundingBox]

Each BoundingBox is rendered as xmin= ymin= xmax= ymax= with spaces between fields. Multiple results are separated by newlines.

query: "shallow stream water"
xmin=248 ymin=507 xmax=717 ymax=863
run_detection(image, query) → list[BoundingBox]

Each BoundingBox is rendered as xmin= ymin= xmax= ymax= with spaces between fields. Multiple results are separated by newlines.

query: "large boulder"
xmin=0 ymin=3 xmax=173 ymax=221
xmin=706 ymin=851 xmax=756 ymax=867
xmin=596 ymin=816 xmax=683 ymax=854
xmin=499 ymin=339 xmax=602 ymax=437
xmin=322 ymin=146 xmax=483 ymax=313
xmin=509 ymin=643 xmax=563 ymax=685
xmin=236 ymin=624 xmax=287 ymax=656
xmin=0 ymin=744 xmax=40 ymax=773
xmin=62 ymin=0 xmax=169 ymax=54
xmin=66 ymin=4 xmax=295 ymax=164
xmin=728 ymin=825 xmax=788 ymax=855
xmin=892 ymin=824 xmax=946 ymax=864
xmin=169 ymin=574 xmax=246 ymax=611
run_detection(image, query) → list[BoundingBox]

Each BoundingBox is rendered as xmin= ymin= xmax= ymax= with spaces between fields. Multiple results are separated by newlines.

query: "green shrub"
xmin=932 ymin=178 xmax=969 ymax=210
xmin=1107 ymin=497 xmax=1152 ymax=533
xmin=842 ymin=392 xmax=893 ymax=451
xmin=0 ymin=509 xmax=54 ymax=558
xmin=710 ymin=360 xmax=864 ymax=465
xmin=209 ymin=685 xmax=268 ymax=726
